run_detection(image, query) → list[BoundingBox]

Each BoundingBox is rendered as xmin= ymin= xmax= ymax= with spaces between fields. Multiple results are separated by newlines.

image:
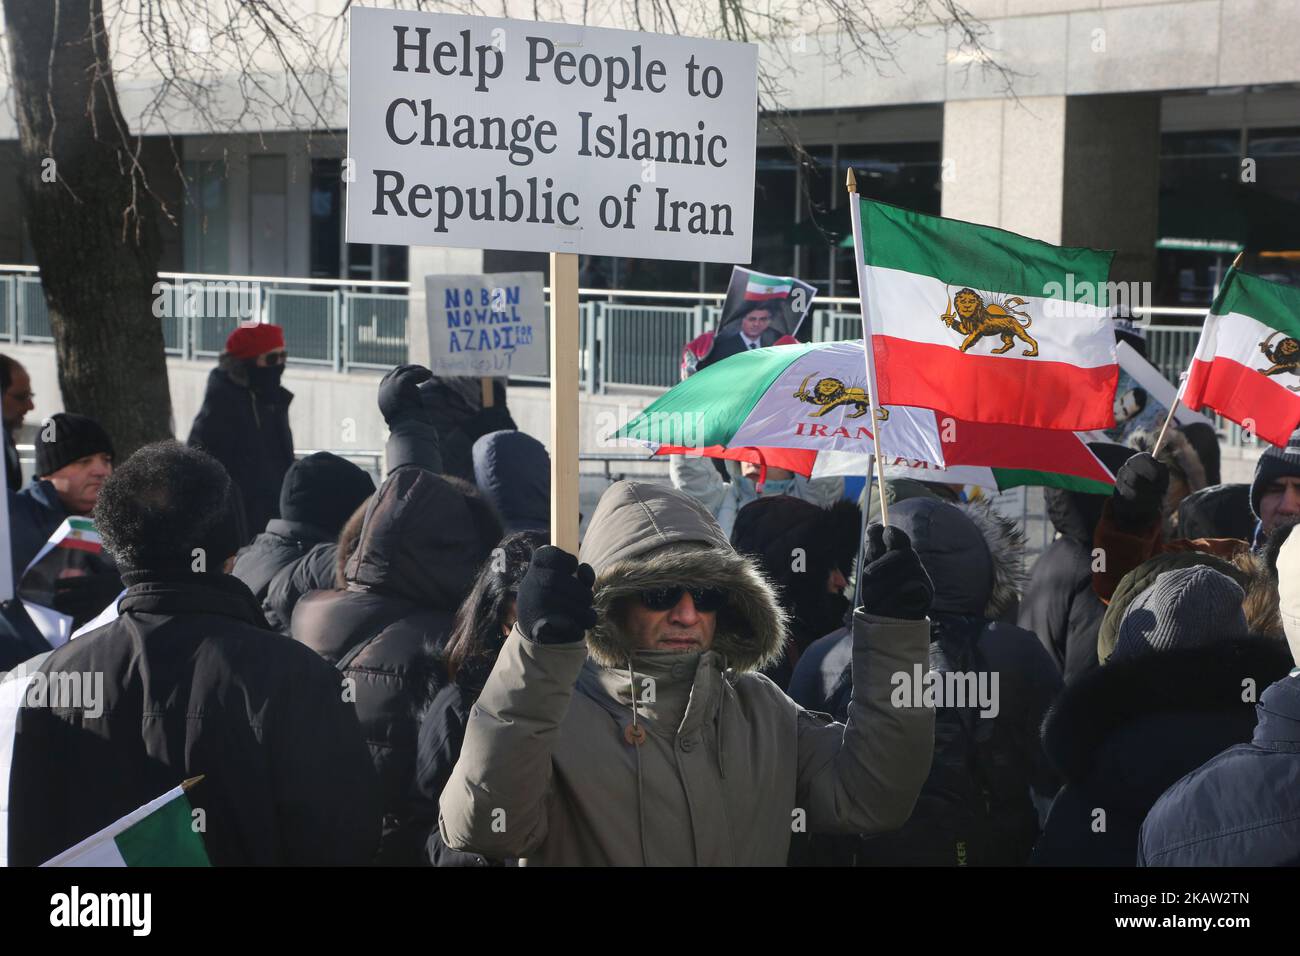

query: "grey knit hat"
xmin=1112 ymin=566 xmax=1248 ymax=660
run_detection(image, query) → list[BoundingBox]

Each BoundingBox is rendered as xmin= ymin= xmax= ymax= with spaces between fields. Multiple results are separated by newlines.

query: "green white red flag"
xmin=41 ymin=779 xmax=210 ymax=867
xmin=852 ymin=198 xmax=1119 ymax=431
xmin=1182 ymin=269 xmax=1300 ymax=448
xmin=619 ymin=341 xmax=1116 ymax=493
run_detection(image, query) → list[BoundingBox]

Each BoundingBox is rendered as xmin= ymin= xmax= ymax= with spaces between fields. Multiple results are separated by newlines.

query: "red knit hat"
xmin=225 ymin=323 xmax=285 ymax=360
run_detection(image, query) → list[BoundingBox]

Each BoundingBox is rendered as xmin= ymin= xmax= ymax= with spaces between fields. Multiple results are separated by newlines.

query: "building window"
xmin=249 ymin=155 xmax=288 ymax=276
xmin=309 ymin=158 xmax=342 ymax=278
xmin=182 ymin=160 xmax=229 ymax=274
xmin=308 ymin=157 xmax=408 ymax=284
xmin=1157 ymin=127 xmax=1300 ymax=304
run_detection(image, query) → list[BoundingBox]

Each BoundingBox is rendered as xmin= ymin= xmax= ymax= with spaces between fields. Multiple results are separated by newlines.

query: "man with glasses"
xmin=440 ymin=480 xmax=937 ymax=866
xmin=188 ymin=323 xmax=294 ymax=543
xmin=1 ymin=354 xmax=35 ymax=493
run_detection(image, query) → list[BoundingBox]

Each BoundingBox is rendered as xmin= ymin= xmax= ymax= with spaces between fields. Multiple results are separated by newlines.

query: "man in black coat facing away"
xmin=6 ymin=441 xmax=381 ymax=866
xmin=188 ymin=323 xmax=294 ymax=541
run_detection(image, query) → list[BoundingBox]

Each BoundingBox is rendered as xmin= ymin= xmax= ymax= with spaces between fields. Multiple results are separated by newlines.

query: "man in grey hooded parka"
xmin=438 ymin=481 xmax=936 ymax=866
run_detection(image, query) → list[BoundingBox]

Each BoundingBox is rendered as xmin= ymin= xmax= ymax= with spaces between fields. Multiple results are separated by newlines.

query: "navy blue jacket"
xmin=471 ymin=430 xmax=548 ymax=535
xmin=8 ymin=479 xmax=69 ymax=588
xmin=1139 ymin=672 xmax=1300 ymax=866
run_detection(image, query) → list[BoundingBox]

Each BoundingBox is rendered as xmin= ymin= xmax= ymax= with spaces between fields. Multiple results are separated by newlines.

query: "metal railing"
xmin=0 ymin=263 xmax=1225 ymax=409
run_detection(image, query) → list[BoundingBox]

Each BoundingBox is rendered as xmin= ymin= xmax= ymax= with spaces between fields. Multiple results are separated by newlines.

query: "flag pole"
xmin=1152 ymin=251 xmax=1243 ymax=457
xmin=847 ymin=168 xmax=889 ymax=526
xmin=853 ymin=453 xmax=876 ymax=608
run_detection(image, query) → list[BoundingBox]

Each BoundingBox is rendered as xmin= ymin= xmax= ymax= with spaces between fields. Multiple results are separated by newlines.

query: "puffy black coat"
xmin=6 ymin=572 xmax=381 ymax=866
xmin=231 ymin=519 xmax=330 ymax=604
xmin=263 ymin=540 xmax=337 ymax=634
xmin=290 ymin=466 xmax=497 ymax=865
xmin=1019 ymin=487 xmax=1110 ymax=684
xmin=1139 ymin=673 xmax=1300 ymax=866
xmin=188 ymin=365 xmax=294 ymax=540
xmin=414 ymin=681 xmax=498 ymax=866
xmin=789 ymin=497 xmax=1061 ymax=866
xmin=1033 ymin=637 xmax=1293 ymax=866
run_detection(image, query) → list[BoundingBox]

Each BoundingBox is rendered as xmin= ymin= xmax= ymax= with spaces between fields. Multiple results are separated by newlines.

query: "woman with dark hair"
xmin=415 ymin=530 xmax=546 ymax=866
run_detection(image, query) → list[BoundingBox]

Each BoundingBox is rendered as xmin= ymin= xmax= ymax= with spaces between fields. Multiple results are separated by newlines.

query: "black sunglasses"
xmin=637 ymin=586 xmax=726 ymax=613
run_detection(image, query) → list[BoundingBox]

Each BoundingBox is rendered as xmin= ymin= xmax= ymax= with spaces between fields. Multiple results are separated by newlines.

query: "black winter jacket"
xmin=231 ymin=518 xmax=333 ymax=604
xmin=290 ymin=466 xmax=495 ymax=865
xmin=1032 ymin=637 xmax=1293 ymax=866
xmin=415 ymin=682 xmax=498 ymax=866
xmin=1019 ymin=487 xmax=1110 ymax=684
xmin=789 ymin=497 xmax=1061 ymax=865
xmin=263 ymin=540 xmax=337 ymax=634
xmin=188 ymin=366 xmax=294 ymax=540
xmin=6 ymin=572 xmax=381 ymax=866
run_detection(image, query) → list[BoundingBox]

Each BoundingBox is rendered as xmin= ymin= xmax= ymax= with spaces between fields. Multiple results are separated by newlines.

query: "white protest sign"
xmin=425 ymin=272 xmax=547 ymax=376
xmin=346 ymin=7 xmax=758 ymax=262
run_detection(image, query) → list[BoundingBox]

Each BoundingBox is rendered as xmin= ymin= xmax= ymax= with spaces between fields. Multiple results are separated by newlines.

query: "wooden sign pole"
xmin=550 ymin=252 xmax=581 ymax=553
xmin=480 ymin=377 xmax=494 ymax=408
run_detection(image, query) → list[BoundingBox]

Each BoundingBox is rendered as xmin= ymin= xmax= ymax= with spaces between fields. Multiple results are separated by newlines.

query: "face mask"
xmin=247 ymin=362 xmax=285 ymax=392
xmin=760 ymin=477 xmax=795 ymax=496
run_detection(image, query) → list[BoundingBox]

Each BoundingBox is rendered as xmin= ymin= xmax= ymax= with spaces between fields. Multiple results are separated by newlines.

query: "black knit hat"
xmin=1251 ymin=430 xmax=1300 ymax=519
xmin=36 ymin=413 xmax=115 ymax=478
xmin=278 ymin=452 xmax=376 ymax=536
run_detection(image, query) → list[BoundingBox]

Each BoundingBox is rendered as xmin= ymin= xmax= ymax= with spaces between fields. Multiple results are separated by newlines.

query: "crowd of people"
xmin=1 ymin=320 xmax=1298 ymax=867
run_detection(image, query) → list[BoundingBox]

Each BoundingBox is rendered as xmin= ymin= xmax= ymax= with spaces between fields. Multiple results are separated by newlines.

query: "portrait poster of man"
xmin=1101 ymin=339 xmax=1214 ymax=445
xmin=698 ymin=267 xmax=817 ymax=370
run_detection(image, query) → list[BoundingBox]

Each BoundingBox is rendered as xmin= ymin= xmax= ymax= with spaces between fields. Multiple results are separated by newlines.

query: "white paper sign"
xmin=347 ymin=7 xmax=758 ymax=262
xmin=425 ymin=272 xmax=547 ymax=376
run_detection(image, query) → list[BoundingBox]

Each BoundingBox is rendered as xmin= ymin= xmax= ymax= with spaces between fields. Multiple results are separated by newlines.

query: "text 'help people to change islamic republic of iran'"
xmin=346 ymin=7 xmax=758 ymax=262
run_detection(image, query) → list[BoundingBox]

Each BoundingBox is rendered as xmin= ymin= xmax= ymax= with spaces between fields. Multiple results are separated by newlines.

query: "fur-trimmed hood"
xmin=578 ymin=481 xmax=787 ymax=672
xmin=889 ymin=497 xmax=1026 ymax=621
xmin=1042 ymin=636 xmax=1293 ymax=795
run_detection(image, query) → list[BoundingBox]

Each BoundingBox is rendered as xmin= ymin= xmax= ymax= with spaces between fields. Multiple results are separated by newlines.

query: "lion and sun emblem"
xmin=793 ymin=373 xmax=889 ymax=421
xmin=1258 ymin=331 xmax=1300 ymax=391
xmin=940 ymin=287 xmax=1039 ymax=357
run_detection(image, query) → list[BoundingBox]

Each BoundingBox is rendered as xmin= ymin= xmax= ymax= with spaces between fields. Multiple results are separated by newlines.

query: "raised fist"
xmin=859 ymin=524 xmax=933 ymax=621
xmin=378 ymin=364 xmax=436 ymax=427
xmin=515 ymin=546 xmax=597 ymax=645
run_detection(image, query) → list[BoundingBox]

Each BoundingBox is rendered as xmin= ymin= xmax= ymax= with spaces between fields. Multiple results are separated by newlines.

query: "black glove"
xmin=515 ymin=546 xmax=597 ymax=645
xmin=378 ymin=364 xmax=437 ymax=427
xmin=1111 ymin=451 xmax=1169 ymax=527
xmin=52 ymin=572 xmax=123 ymax=628
xmin=859 ymin=524 xmax=933 ymax=620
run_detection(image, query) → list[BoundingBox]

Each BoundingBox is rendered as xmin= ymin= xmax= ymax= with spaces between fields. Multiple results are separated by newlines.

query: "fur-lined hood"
xmin=1042 ymin=636 xmax=1293 ymax=791
xmin=578 ymin=481 xmax=787 ymax=672
xmin=889 ymin=496 xmax=1026 ymax=620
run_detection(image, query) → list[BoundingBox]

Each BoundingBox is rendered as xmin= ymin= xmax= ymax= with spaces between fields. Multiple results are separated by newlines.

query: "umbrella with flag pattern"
xmin=618 ymin=340 xmax=1118 ymax=493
